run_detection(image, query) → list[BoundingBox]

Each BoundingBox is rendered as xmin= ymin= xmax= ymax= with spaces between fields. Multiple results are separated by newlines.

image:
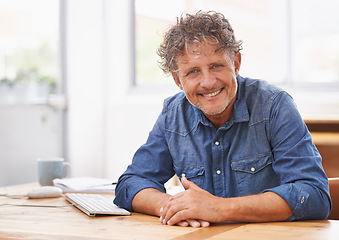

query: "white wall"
xmin=65 ymin=0 xmax=106 ymax=178
xmin=0 ymin=105 xmax=60 ymax=186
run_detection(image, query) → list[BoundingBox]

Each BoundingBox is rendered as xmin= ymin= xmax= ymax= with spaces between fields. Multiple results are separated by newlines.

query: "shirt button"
xmin=215 ymin=141 xmax=220 ymax=146
xmin=181 ymin=173 xmax=186 ymax=178
xmin=216 ymin=170 xmax=221 ymax=175
xmin=251 ymin=167 xmax=256 ymax=172
xmin=301 ymin=196 xmax=305 ymax=204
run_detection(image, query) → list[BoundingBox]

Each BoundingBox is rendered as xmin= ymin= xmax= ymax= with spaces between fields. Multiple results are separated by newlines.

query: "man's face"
xmin=172 ymin=41 xmax=241 ymax=119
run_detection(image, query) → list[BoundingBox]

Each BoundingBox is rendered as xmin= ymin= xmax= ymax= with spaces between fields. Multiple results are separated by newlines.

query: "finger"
xmin=165 ymin=206 xmax=211 ymax=227
xmin=159 ymin=207 xmax=164 ymax=222
xmin=166 ymin=208 xmax=194 ymax=226
xmin=176 ymin=220 xmax=189 ymax=227
xmin=181 ymin=176 xmax=201 ymax=191
xmin=160 ymin=193 xmax=186 ymax=223
xmin=160 ymin=199 xmax=186 ymax=225
xmin=198 ymin=220 xmax=210 ymax=227
xmin=186 ymin=219 xmax=202 ymax=228
xmin=159 ymin=195 xmax=175 ymax=217
xmin=181 ymin=176 xmax=191 ymax=189
xmin=159 ymin=197 xmax=173 ymax=222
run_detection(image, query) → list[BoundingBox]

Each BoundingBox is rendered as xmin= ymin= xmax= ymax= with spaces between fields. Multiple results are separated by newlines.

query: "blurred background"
xmin=1 ymin=0 xmax=339 ymax=186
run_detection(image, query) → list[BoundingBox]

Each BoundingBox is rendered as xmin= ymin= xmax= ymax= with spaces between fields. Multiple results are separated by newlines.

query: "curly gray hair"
xmin=157 ymin=11 xmax=243 ymax=74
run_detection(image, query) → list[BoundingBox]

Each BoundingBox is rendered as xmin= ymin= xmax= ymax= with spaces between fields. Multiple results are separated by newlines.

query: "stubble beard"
xmin=195 ymin=81 xmax=238 ymax=116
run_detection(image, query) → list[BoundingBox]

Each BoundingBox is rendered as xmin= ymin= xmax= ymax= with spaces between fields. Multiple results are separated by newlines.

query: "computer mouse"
xmin=27 ymin=186 xmax=63 ymax=199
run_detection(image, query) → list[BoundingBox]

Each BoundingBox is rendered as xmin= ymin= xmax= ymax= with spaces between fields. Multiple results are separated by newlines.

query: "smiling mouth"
xmin=202 ymin=89 xmax=222 ymax=98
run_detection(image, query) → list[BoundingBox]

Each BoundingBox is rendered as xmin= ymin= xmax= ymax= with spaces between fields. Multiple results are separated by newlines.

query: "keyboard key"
xmin=65 ymin=193 xmax=130 ymax=217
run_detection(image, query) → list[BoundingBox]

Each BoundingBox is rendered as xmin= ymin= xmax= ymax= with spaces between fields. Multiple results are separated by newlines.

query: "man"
xmin=114 ymin=11 xmax=331 ymax=227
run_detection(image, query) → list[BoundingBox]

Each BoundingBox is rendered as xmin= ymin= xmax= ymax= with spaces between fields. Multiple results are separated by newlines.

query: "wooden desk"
xmin=1 ymin=183 xmax=339 ymax=240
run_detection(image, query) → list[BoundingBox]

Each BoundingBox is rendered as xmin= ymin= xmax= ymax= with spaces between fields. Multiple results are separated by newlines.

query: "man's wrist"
xmin=132 ymin=188 xmax=170 ymax=216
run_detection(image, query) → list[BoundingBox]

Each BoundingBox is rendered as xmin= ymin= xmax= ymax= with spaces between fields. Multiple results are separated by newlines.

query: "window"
xmin=0 ymin=0 xmax=59 ymax=104
xmin=134 ymin=0 xmax=339 ymax=89
xmin=291 ymin=0 xmax=339 ymax=85
xmin=134 ymin=0 xmax=186 ymax=86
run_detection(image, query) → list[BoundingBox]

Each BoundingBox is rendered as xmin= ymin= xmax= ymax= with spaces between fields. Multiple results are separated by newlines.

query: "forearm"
xmin=161 ymin=178 xmax=293 ymax=226
xmin=132 ymin=188 xmax=171 ymax=216
xmin=220 ymin=191 xmax=293 ymax=222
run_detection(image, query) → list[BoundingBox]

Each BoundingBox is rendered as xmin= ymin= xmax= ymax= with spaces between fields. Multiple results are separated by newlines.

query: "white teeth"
xmin=204 ymin=89 xmax=221 ymax=97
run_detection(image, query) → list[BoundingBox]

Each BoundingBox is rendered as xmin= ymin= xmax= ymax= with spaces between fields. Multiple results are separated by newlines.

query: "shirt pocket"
xmin=231 ymin=153 xmax=276 ymax=196
xmin=174 ymin=163 xmax=205 ymax=188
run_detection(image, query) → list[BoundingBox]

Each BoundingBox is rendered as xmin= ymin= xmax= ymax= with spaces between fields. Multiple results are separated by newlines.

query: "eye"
xmin=186 ymin=69 xmax=198 ymax=76
xmin=211 ymin=64 xmax=223 ymax=70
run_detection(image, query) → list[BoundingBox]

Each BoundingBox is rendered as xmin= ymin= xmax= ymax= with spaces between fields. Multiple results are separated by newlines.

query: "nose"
xmin=200 ymin=70 xmax=216 ymax=89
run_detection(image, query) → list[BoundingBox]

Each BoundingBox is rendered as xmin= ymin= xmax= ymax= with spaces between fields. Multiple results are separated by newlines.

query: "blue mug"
xmin=37 ymin=158 xmax=71 ymax=186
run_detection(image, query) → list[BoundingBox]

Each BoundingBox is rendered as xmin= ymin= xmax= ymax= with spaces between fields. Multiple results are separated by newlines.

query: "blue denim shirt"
xmin=114 ymin=75 xmax=331 ymax=221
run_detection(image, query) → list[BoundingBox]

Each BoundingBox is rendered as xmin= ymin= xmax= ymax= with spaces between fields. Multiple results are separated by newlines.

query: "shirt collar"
xmin=231 ymin=75 xmax=250 ymax=124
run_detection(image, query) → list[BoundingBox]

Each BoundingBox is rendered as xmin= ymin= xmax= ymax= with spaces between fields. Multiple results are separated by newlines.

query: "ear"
xmin=233 ymin=51 xmax=241 ymax=76
xmin=172 ymin=72 xmax=183 ymax=90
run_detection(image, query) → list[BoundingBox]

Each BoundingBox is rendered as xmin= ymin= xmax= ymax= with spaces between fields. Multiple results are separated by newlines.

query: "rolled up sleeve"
xmin=114 ymin=172 xmax=167 ymax=211
xmin=264 ymin=93 xmax=331 ymax=220
xmin=266 ymin=180 xmax=331 ymax=221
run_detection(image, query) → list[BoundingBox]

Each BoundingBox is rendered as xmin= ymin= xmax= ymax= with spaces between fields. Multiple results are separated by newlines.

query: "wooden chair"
xmin=328 ymin=177 xmax=339 ymax=220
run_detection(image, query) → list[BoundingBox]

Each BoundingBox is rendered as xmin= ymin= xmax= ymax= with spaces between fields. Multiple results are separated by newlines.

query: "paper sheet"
xmin=53 ymin=177 xmax=116 ymax=193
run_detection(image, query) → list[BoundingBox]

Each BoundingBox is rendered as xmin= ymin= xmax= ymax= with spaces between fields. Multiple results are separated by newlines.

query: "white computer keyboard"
xmin=65 ymin=193 xmax=130 ymax=217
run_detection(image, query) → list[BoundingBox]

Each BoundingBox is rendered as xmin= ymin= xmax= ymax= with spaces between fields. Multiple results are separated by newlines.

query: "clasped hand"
xmin=159 ymin=176 xmax=221 ymax=227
